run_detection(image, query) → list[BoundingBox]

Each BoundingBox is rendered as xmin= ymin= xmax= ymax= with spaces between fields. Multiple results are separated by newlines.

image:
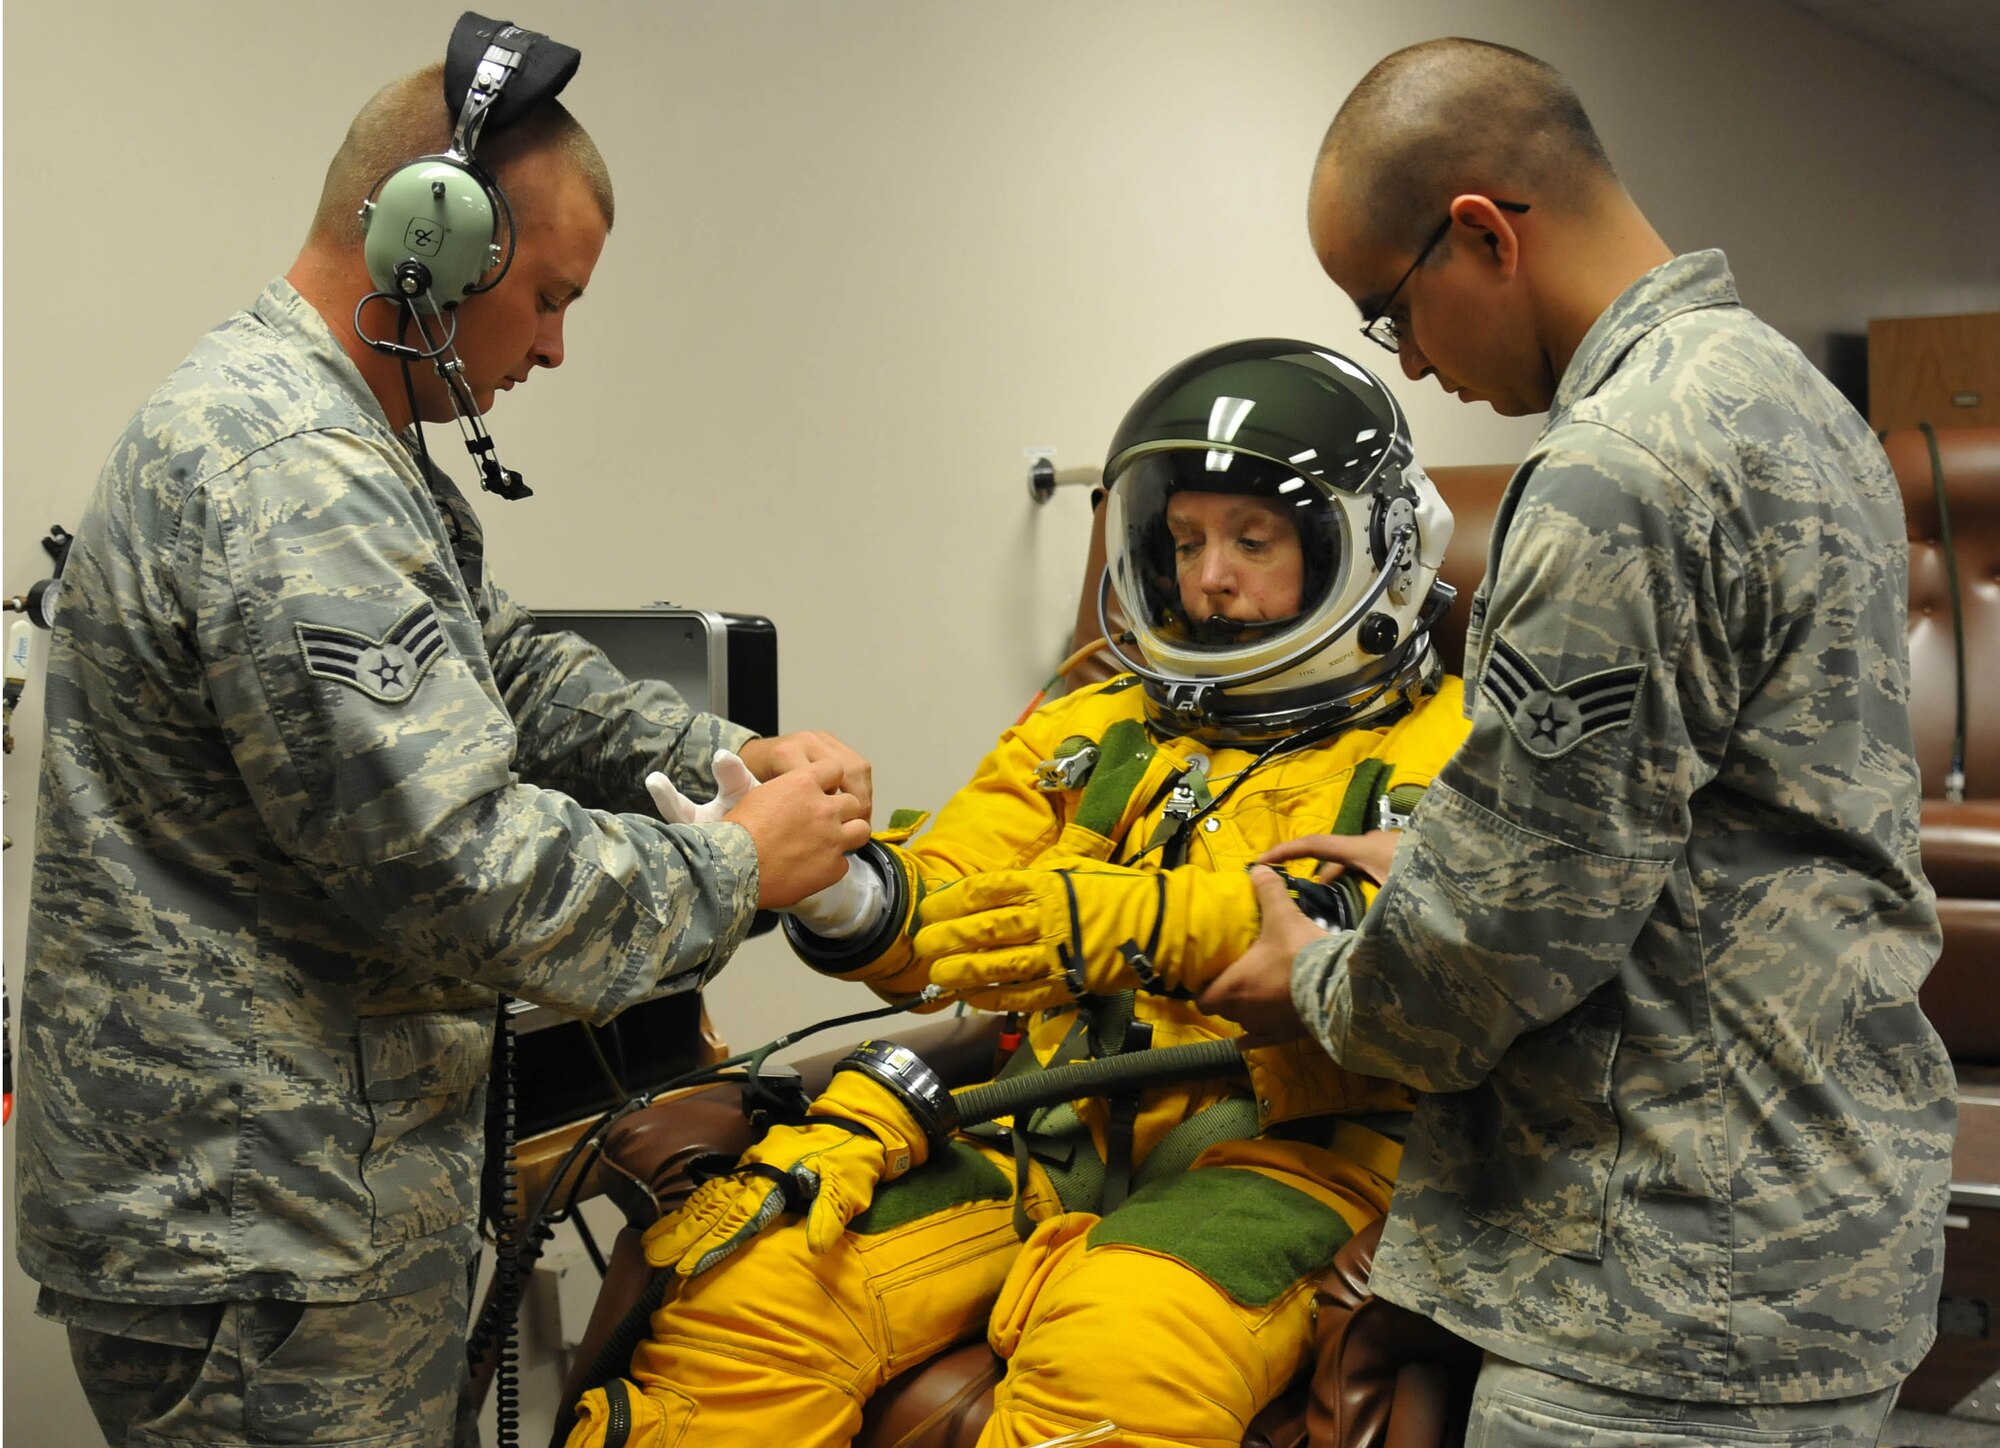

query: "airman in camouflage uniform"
xmin=1202 ymin=38 xmax=1954 ymax=1445
xmin=16 ymin=58 xmax=868 ymax=1448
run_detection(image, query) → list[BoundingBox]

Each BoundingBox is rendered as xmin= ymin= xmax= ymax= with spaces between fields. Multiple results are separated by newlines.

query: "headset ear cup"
xmin=361 ymin=157 xmax=499 ymax=300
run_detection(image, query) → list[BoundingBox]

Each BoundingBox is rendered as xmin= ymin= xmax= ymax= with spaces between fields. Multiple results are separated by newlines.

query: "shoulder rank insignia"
xmin=295 ymin=601 xmax=447 ymax=705
xmin=1481 ymin=635 xmax=1644 ymax=759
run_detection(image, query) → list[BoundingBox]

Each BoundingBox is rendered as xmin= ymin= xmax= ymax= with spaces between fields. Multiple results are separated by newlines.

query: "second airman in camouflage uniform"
xmin=1202 ymin=38 xmax=1954 ymax=1446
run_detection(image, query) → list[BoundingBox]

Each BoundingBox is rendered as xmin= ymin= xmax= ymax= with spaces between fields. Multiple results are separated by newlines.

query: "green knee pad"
xmin=1085 ymin=1167 xmax=1354 ymax=1307
xmin=848 ymin=1142 xmax=1014 ymax=1235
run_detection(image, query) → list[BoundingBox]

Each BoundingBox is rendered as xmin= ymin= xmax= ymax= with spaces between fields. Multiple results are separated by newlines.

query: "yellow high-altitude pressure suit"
xmin=568 ymin=671 xmax=1470 ymax=1448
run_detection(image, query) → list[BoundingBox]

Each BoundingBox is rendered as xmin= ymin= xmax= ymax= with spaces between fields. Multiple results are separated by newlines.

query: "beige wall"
xmin=6 ymin=1 xmax=1998 ymax=1437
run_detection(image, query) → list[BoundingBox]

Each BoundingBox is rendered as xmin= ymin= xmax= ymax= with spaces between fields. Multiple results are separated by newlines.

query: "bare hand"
xmin=1196 ymin=867 xmax=1323 ymax=1045
xmin=726 ymin=760 xmax=870 ymax=908
xmin=1256 ymin=830 xmax=1401 ymax=888
xmin=738 ymin=732 xmax=873 ymax=822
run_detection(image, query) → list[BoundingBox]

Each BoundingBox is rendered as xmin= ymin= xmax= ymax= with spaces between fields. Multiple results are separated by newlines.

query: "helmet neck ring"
xmin=1136 ymin=579 xmax=1457 ymax=742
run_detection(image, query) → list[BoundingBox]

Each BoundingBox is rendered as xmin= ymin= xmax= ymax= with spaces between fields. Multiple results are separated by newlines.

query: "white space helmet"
xmin=1097 ymin=339 xmax=1455 ymax=743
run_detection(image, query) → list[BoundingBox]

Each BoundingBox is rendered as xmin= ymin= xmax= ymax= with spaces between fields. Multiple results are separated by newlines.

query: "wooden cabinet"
xmin=1869 ymin=312 xmax=2000 ymax=431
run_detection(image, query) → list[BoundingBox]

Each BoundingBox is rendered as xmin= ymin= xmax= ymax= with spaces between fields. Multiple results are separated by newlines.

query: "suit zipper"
xmin=604 ymin=1379 xmax=632 ymax=1447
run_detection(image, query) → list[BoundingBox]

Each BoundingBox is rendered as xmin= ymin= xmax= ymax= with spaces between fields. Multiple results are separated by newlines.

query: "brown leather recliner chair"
xmin=1879 ymin=424 xmax=2000 ymax=1414
xmin=547 ymin=464 xmax=1517 ymax=1448
xmin=1882 ymin=425 xmax=2000 ymax=1067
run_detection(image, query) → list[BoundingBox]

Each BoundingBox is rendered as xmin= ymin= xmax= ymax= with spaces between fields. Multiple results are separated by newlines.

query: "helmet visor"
xmin=1104 ymin=447 xmax=1345 ymax=656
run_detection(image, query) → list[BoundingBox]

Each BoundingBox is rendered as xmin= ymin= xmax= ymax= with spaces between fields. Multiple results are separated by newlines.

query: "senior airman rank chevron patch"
xmin=295 ymin=601 xmax=447 ymax=705
xmin=1482 ymin=636 xmax=1644 ymax=759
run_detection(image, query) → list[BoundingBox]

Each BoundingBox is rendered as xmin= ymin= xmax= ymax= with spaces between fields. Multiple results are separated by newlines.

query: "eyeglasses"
xmin=1358 ymin=200 xmax=1531 ymax=354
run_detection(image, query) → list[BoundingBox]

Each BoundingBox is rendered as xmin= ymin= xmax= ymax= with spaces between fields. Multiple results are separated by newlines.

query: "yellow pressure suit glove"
xmin=914 ymin=866 xmax=1261 ymax=1013
xmin=641 ymin=1041 xmax=956 ymax=1275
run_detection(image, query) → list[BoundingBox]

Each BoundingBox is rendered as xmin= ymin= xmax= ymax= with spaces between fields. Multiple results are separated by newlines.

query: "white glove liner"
xmin=788 ymin=854 xmax=887 ymax=938
xmin=645 ymin=749 xmax=888 ymax=938
xmin=646 ymin=749 xmax=760 ymax=825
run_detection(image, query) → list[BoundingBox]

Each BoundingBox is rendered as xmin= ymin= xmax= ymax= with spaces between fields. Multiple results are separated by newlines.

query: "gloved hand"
xmin=645 ymin=749 xmax=760 ymax=825
xmin=641 ymin=1060 xmax=935 ymax=1275
xmin=647 ymin=752 xmax=886 ymax=936
xmin=913 ymin=865 xmax=1260 ymax=1012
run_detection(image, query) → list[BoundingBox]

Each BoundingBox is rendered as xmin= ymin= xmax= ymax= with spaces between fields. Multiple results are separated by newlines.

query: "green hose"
xmin=950 ymin=1037 xmax=1247 ymax=1128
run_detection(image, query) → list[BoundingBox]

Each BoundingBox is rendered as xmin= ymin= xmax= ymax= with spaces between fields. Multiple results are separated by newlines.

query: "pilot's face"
xmin=1168 ymin=492 xmax=1305 ymax=624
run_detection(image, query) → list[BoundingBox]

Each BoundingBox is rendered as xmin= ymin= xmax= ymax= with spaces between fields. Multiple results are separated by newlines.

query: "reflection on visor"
xmin=1108 ymin=343 xmax=1410 ymax=497
xmin=1115 ymin=439 xmax=1396 ymax=496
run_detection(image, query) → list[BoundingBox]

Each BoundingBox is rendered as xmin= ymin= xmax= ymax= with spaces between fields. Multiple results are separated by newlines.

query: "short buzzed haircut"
xmin=306 ymin=61 xmax=614 ymax=247
xmin=1319 ymin=39 xmax=1614 ymax=254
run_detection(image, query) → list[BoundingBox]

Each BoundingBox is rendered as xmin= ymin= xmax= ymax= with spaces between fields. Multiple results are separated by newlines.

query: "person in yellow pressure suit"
xmin=566 ymin=340 xmax=1469 ymax=1448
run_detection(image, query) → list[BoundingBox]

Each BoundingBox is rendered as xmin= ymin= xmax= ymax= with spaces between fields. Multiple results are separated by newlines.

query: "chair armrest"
xmin=1922 ymin=799 xmax=2000 ymax=898
xmin=784 ymin=1012 xmax=1010 ymax=1095
xmin=1307 ymin=1219 xmax=1481 ymax=1448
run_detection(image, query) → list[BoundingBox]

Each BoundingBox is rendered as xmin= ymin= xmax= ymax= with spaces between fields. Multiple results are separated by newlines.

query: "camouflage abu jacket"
xmin=16 ymin=279 xmax=762 ymax=1305
xmin=1291 ymin=251 xmax=1955 ymax=1402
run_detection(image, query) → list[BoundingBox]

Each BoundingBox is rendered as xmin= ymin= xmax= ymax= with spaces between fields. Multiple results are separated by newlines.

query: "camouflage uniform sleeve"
xmin=1292 ymin=424 xmax=1736 ymax=1091
xmin=193 ymin=430 xmax=759 ymax=1019
xmin=479 ymin=580 xmax=754 ymax=813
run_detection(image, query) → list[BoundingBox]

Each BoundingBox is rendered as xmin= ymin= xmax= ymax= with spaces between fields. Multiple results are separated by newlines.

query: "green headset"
xmin=360 ymin=11 xmax=579 ymax=306
xmin=353 ymin=11 xmax=580 ymax=500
